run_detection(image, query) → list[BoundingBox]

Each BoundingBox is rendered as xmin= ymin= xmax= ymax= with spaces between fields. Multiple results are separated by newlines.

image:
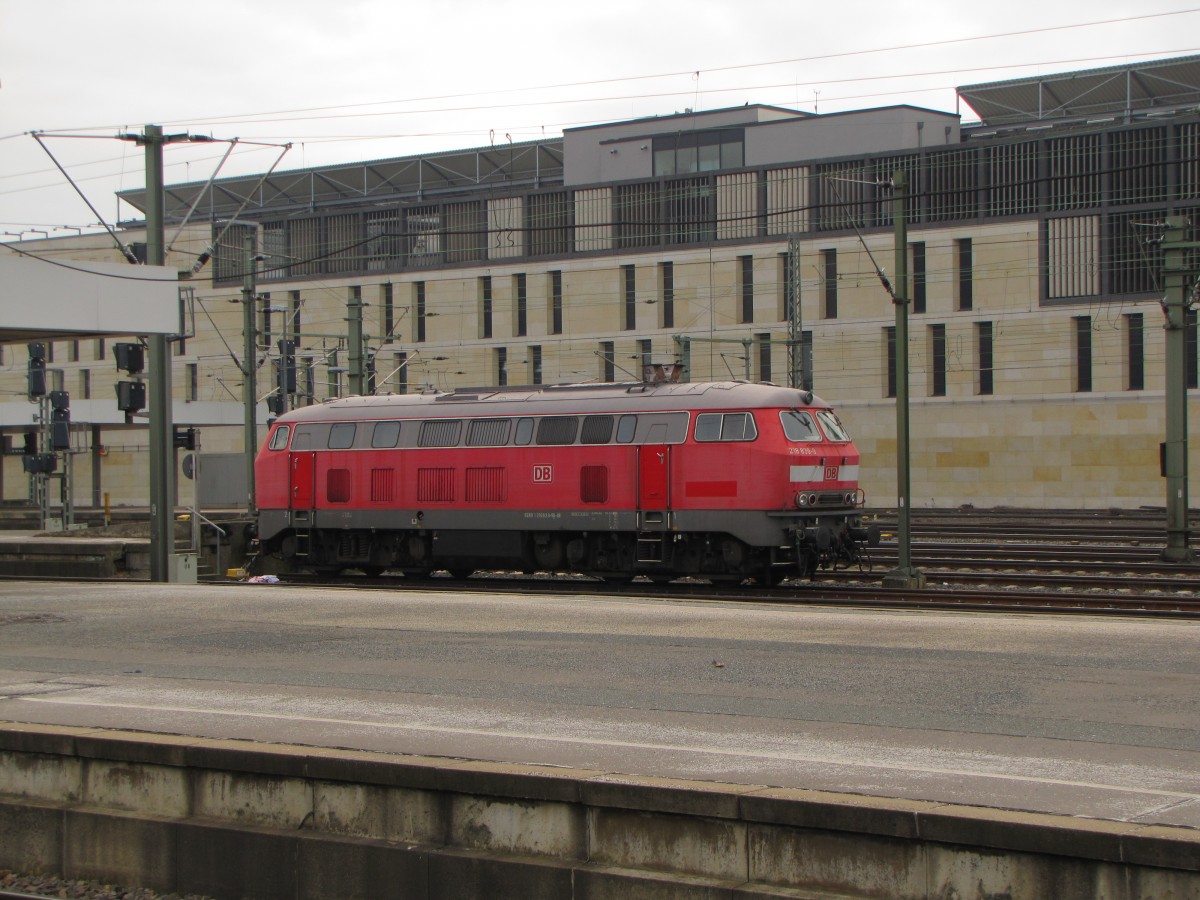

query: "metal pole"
xmin=883 ymin=170 xmax=926 ymax=589
xmin=347 ymin=288 xmax=365 ymax=396
xmin=1161 ymin=217 xmax=1194 ymax=562
xmin=787 ymin=236 xmax=803 ymax=390
xmin=143 ymin=125 xmax=177 ymax=583
xmin=242 ymin=233 xmax=258 ymax=516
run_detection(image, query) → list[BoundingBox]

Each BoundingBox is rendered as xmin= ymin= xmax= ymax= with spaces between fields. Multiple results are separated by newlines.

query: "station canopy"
xmin=958 ymin=54 xmax=1200 ymax=126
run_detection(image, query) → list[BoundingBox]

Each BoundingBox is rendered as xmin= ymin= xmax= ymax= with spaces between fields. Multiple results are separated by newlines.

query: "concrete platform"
xmin=0 ymin=580 xmax=1196 ymax=896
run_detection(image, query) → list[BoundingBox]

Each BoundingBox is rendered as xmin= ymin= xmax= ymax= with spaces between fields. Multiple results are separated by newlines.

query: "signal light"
xmin=27 ymin=342 xmax=46 ymax=398
xmin=114 ymin=342 xmax=144 ymax=374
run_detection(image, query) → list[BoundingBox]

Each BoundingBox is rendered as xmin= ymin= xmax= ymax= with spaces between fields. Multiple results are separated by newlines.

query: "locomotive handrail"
xmin=185 ymin=506 xmax=227 ymax=580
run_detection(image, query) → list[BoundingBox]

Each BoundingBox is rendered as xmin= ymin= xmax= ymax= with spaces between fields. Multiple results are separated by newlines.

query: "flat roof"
xmin=958 ymin=54 xmax=1200 ymax=125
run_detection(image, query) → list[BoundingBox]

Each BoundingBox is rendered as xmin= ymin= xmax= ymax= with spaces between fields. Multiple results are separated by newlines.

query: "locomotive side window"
xmin=581 ymin=415 xmax=614 ymax=444
xmin=537 ymin=416 xmax=578 ymax=445
xmin=467 ymin=418 xmax=511 ymax=447
xmin=419 ymin=419 xmax=462 ymax=447
xmin=514 ymin=418 xmax=535 ymax=446
xmin=815 ymin=409 xmax=851 ymax=442
xmin=371 ymin=421 xmax=401 ymax=448
xmin=695 ymin=412 xmax=757 ymax=442
xmin=291 ymin=424 xmax=327 ymax=451
xmin=328 ymin=423 xmax=357 ymax=449
xmin=780 ymin=410 xmax=821 ymax=442
xmin=616 ymin=415 xmax=637 ymax=443
xmin=268 ymin=425 xmax=291 ymax=450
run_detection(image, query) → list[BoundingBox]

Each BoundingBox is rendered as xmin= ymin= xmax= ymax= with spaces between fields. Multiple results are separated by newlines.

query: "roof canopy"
xmin=958 ymin=54 xmax=1200 ymax=126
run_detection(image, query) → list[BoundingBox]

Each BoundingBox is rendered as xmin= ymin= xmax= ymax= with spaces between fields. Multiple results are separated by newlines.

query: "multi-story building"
xmin=2 ymin=54 xmax=1199 ymax=512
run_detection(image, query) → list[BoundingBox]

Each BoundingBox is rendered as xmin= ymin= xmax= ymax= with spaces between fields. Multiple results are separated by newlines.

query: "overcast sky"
xmin=1 ymin=0 xmax=1196 ymax=236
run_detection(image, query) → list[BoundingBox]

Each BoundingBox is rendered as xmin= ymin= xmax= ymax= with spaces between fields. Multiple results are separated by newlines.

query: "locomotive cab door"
xmin=290 ymin=451 xmax=316 ymax=511
xmin=637 ymin=444 xmax=670 ymax=531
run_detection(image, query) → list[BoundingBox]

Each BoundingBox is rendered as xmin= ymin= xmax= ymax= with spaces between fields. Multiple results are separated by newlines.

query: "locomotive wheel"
xmin=359 ymin=565 xmax=386 ymax=577
xmin=448 ymin=569 xmax=475 ymax=580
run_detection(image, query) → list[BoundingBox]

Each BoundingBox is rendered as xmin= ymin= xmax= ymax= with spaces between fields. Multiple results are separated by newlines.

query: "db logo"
xmin=533 ymin=465 xmax=553 ymax=483
xmin=823 ymin=465 xmax=839 ymax=481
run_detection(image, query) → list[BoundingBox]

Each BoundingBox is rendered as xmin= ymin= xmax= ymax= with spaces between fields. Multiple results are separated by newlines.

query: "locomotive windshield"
xmin=815 ymin=409 xmax=851 ymax=442
xmin=779 ymin=410 xmax=821 ymax=442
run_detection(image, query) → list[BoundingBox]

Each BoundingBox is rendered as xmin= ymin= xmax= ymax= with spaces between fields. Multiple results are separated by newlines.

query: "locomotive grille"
xmin=815 ymin=491 xmax=851 ymax=507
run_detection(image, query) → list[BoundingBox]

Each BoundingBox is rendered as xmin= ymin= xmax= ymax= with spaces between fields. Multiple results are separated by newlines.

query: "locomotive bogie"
xmin=254 ymin=381 xmax=874 ymax=583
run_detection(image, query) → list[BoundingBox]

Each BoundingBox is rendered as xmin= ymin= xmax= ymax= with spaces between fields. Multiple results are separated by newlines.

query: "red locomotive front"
xmin=254 ymin=381 xmax=877 ymax=583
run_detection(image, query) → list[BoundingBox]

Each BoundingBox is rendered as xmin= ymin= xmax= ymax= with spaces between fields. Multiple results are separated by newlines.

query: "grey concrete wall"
xmin=0 ymin=722 xmax=1196 ymax=899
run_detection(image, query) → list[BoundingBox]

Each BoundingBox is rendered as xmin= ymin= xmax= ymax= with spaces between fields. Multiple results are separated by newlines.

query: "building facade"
xmin=3 ymin=55 xmax=1199 ymax=512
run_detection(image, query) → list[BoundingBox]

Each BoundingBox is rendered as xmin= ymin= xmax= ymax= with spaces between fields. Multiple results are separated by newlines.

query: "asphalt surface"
xmin=0 ymin=580 xmax=1197 ymax=828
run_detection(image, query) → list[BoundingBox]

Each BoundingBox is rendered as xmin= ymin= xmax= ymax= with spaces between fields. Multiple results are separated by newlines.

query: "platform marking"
xmin=16 ymin=694 xmax=1200 ymax=801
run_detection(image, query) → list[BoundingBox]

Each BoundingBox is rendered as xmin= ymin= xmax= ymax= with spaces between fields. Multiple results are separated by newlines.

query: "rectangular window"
xmin=372 ymin=421 xmax=401 ymax=448
xmin=290 ymin=291 xmax=302 ymax=343
xmin=414 ymin=282 xmax=426 ymax=342
xmin=929 ymin=324 xmax=946 ymax=396
xmin=659 ymin=261 xmax=674 ymax=329
xmin=382 ymin=283 xmax=394 ymax=341
xmin=550 ymin=270 xmax=563 ymax=335
xmin=1126 ymin=312 xmax=1144 ymax=391
xmin=80 ymin=369 xmax=91 ymax=401
xmin=600 ymin=340 xmax=615 ymax=382
xmin=977 ymin=321 xmax=994 ymax=396
xmin=956 ymin=238 xmax=973 ymax=311
xmin=884 ymin=326 xmax=897 ymax=398
xmin=479 ymin=276 xmax=492 ymax=339
xmin=69 ymin=340 xmax=79 ymax=362
xmin=529 ymin=345 xmax=542 ymax=385
xmin=638 ymin=339 xmax=652 ymax=373
xmin=622 ymin=264 xmax=636 ymax=330
xmin=757 ymin=332 xmax=772 ymax=383
xmin=822 ymin=249 xmax=838 ymax=319
xmin=329 ymin=422 xmax=357 ymax=449
xmin=186 ymin=363 xmax=198 ymax=402
xmin=394 ymin=352 xmax=408 ymax=395
xmin=94 ymin=338 xmax=106 ymax=361
xmin=495 ymin=346 xmax=507 ymax=387
xmin=739 ymin=255 xmax=754 ymax=324
xmin=514 ymin=273 xmax=527 ymax=337
xmin=1074 ymin=316 xmax=1092 ymax=392
xmin=910 ymin=241 xmax=926 ymax=314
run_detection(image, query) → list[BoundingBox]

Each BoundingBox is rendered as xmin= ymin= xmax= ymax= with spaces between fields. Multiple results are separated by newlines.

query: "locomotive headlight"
xmin=845 ymin=492 xmax=855 ymax=505
xmin=795 ymin=491 xmax=808 ymax=507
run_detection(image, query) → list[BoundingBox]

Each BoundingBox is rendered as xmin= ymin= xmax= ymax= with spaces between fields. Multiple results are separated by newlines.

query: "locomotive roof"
xmin=273 ymin=381 xmax=832 ymax=424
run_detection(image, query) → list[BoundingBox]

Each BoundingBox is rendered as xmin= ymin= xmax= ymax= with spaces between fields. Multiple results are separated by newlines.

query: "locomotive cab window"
xmin=780 ymin=410 xmax=821 ymax=442
xmin=815 ymin=409 xmax=851 ymax=442
xmin=328 ymin=423 xmax=357 ymax=449
xmin=268 ymin=425 xmax=291 ymax=450
xmin=616 ymin=415 xmax=637 ymax=443
xmin=694 ymin=412 xmax=757 ymax=442
xmin=514 ymin=418 xmax=535 ymax=446
xmin=371 ymin=421 xmax=401 ymax=448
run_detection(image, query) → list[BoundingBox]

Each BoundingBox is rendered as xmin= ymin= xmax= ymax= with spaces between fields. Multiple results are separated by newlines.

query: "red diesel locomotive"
xmin=254 ymin=380 xmax=878 ymax=583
